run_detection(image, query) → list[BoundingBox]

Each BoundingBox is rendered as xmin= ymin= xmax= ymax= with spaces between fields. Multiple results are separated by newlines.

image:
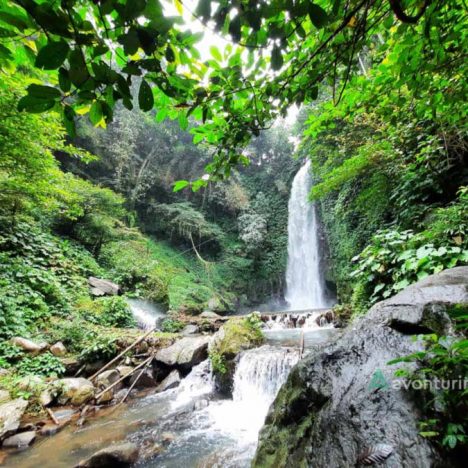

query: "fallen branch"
xmin=94 ymin=354 xmax=154 ymax=400
xmin=115 ymin=354 xmax=155 ymax=407
xmin=89 ymin=326 xmax=157 ymax=381
xmin=46 ymin=407 xmax=60 ymax=425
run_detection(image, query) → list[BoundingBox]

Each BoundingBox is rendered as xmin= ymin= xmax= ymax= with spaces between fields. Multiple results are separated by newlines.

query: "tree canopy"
xmin=1 ymin=0 xmax=465 ymax=186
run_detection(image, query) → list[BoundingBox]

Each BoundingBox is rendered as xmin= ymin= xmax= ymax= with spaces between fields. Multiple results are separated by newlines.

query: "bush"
xmin=17 ymin=353 xmax=65 ymax=377
xmin=351 ymin=229 xmax=468 ymax=307
xmin=160 ymin=318 xmax=185 ymax=333
xmin=78 ymin=296 xmax=136 ymax=328
xmin=0 ymin=343 xmax=23 ymax=368
xmin=79 ymin=336 xmax=118 ymax=363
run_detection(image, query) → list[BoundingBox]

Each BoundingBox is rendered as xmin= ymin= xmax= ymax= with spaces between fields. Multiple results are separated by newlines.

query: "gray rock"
xmin=254 ymin=267 xmax=468 ymax=468
xmin=50 ymin=341 xmax=67 ymax=356
xmin=55 ymin=378 xmax=95 ymax=405
xmin=181 ymin=324 xmax=199 ymax=336
xmin=88 ymin=277 xmax=120 ymax=296
xmin=0 ymin=398 xmax=28 ymax=439
xmin=17 ymin=375 xmax=44 ymax=392
xmin=10 ymin=337 xmax=45 ymax=354
xmin=2 ymin=430 xmax=36 ymax=448
xmin=156 ymin=370 xmax=181 ymax=392
xmin=0 ymin=390 xmax=10 ymax=404
xmin=128 ymin=368 xmax=156 ymax=389
xmin=39 ymin=424 xmax=61 ymax=436
xmin=95 ymin=369 xmax=121 ymax=389
xmin=61 ymin=357 xmax=81 ymax=375
xmin=200 ymin=311 xmax=222 ymax=319
xmin=76 ymin=442 xmax=139 ymax=467
xmin=39 ymin=388 xmax=54 ymax=407
xmin=116 ymin=366 xmax=134 ymax=379
xmin=155 ymin=336 xmax=211 ymax=370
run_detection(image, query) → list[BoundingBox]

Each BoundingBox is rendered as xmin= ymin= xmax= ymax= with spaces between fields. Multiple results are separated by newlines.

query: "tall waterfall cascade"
xmin=285 ymin=160 xmax=329 ymax=310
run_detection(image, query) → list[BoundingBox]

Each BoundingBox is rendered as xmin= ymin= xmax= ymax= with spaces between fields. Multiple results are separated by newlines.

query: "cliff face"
xmin=253 ymin=267 xmax=468 ymax=468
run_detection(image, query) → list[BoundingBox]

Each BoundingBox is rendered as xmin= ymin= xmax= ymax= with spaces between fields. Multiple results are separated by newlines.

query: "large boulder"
xmin=88 ymin=277 xmax=120 ymax=297
xmin=2 ymin=430 xmax=36 ymax=448
xmin=56 ymin=378 xmax=95 ymax=406
xmin=10 ymin=337 xmax=45 ymax=354
xmin=76 ymin=442 xmax=139 ymax=467
xmin=0 ymin=398 xmax=28 ymax=439
xmin=0 ymin=390 xmax=10 ymax=404
xmin=254 ymin=267 xmax=468 ymax=468
xmin=155 ymin=336 xmax=210 ymax=370
xmin=50 ymin=341 xmax=67 ymax=356
xmin=156 ymin=370 xmax=181 ymax=392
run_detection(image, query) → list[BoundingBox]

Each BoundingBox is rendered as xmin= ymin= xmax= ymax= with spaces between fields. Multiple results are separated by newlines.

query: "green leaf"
xmin=210 ymin=46 xmax=222 ymax=61
xmin=196 ymin=0 xmax=211 ymax=20
xmin=308 ymin=3 xmax=329 ymax=29
xmin=35 ymin=40 xmax=69 ymax=70
xmin=229 ymin=16 xmax=241 ymax=42
xmin=173 ymin=180 xmax=189 ymax=192
xmin=271 ymin=46 xmax=283 ymax=71
xmin=138 ymin=79 xmax=154 ymax=112
xmin=89 ymin=101 xmax=103 ymax=126
xmin=17 ymin=96 xmax=55 ymax=113
xmin=58 ymin=67 xmax=71 ymax=93
xmin=27 ymin=84 xmax=61 ymax=100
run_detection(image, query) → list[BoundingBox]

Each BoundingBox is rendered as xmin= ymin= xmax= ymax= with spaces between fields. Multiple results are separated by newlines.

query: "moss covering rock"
xmin=209 ymin=313 xmax=264 ymax=395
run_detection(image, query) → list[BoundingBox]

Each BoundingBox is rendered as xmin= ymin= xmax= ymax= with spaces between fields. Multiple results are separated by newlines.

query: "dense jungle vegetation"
xmin=0 ymin=0 xmax=467 ymax=454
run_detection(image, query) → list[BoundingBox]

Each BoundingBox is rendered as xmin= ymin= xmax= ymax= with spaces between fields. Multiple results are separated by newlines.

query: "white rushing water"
xmin=207 ymin=346 xmax=299 ymax=446
xmin=285 ymin=160 xmax=329 ymax=310
xmin=127 ymin=298 xmax=165 ymax=329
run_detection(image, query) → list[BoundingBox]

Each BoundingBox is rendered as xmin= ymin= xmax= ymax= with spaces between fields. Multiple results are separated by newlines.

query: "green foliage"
xmin=16 ymin=353 xmax=65 ymax=377
xmin=0 ymin=343 xmax=23 ymax=369
xmin=76 ymin=296 xmax=135 ymax=328
xmin=2 ymin=0 xmax=463 ymax=184
xmin=211 ymin=314 xmax=264 ymax=361
xmin=0 ymin=221 xmax=101 ymax=338
xmin=351 ymin=229 xmax=468 ymax=307
xmin=160 ymin=318 xmax=185 ymax=333
xmin=209 ymin=350 xmax=227 ymax=375
xmin=148 ymin=202 xmax=224 ymax=251
xmin=79 ymin=336 xmax=118 ymax=363
xmin=388 ymin=305 xmax=468 ymax=451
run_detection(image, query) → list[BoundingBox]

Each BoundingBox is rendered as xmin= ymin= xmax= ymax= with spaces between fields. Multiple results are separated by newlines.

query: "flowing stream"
xmin=6 ymin=347 xmax=301 ymax=468
xmin=285 ymin=160 xmax=330 ymax=310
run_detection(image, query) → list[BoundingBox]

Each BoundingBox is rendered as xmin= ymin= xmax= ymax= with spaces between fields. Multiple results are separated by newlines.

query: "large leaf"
xmin=308 ymin=3 xmax=329 ymax=28
xmin=35 ymin=40 xmax=69 ymax=70
xmin=138 ymin=79 xmax=154 ymax=112
xmin=271 ymin=46 xmax=283 ymax=71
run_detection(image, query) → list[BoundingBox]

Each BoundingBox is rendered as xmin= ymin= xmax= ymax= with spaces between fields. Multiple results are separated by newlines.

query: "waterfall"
xmin=127 ymin=298 xmax=165 ymax=330
xmin=233 ymin=346 xmax=299 ymax=405
xmin=207 ymin=346 xmax=299 ymax=445
xmin=285 ymin=160 xmax=329 ymax=310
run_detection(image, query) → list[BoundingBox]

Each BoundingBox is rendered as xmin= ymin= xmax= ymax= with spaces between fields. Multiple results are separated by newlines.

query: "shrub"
xmin=79 ymin=296 xmax=136 ymax=328
xmin=160 ymin=318 xmax=185 ymax=333
xmin=17 ymin=353 xmax=65 ymax=377
xmin=79 ymin=336 xmax=118 ymax=363
xmin=351 ymin=229 xmax=468 ymax=307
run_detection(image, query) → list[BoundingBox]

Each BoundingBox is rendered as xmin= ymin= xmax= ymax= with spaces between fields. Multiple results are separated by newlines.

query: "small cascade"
xmin=172 ymin=359 xmax=214 ymax=408
xmin=127 ymin=298 xmax=165 ymax=330
xmin=262 ymin=310 xmax=335 ymax=330
xmin=285 ymin=160 xmax=330 ymax=309
xmin=207 ymin=346 xmax=299 ymax=445
xmin=233 ymin=346 xmax=299 ymax=405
